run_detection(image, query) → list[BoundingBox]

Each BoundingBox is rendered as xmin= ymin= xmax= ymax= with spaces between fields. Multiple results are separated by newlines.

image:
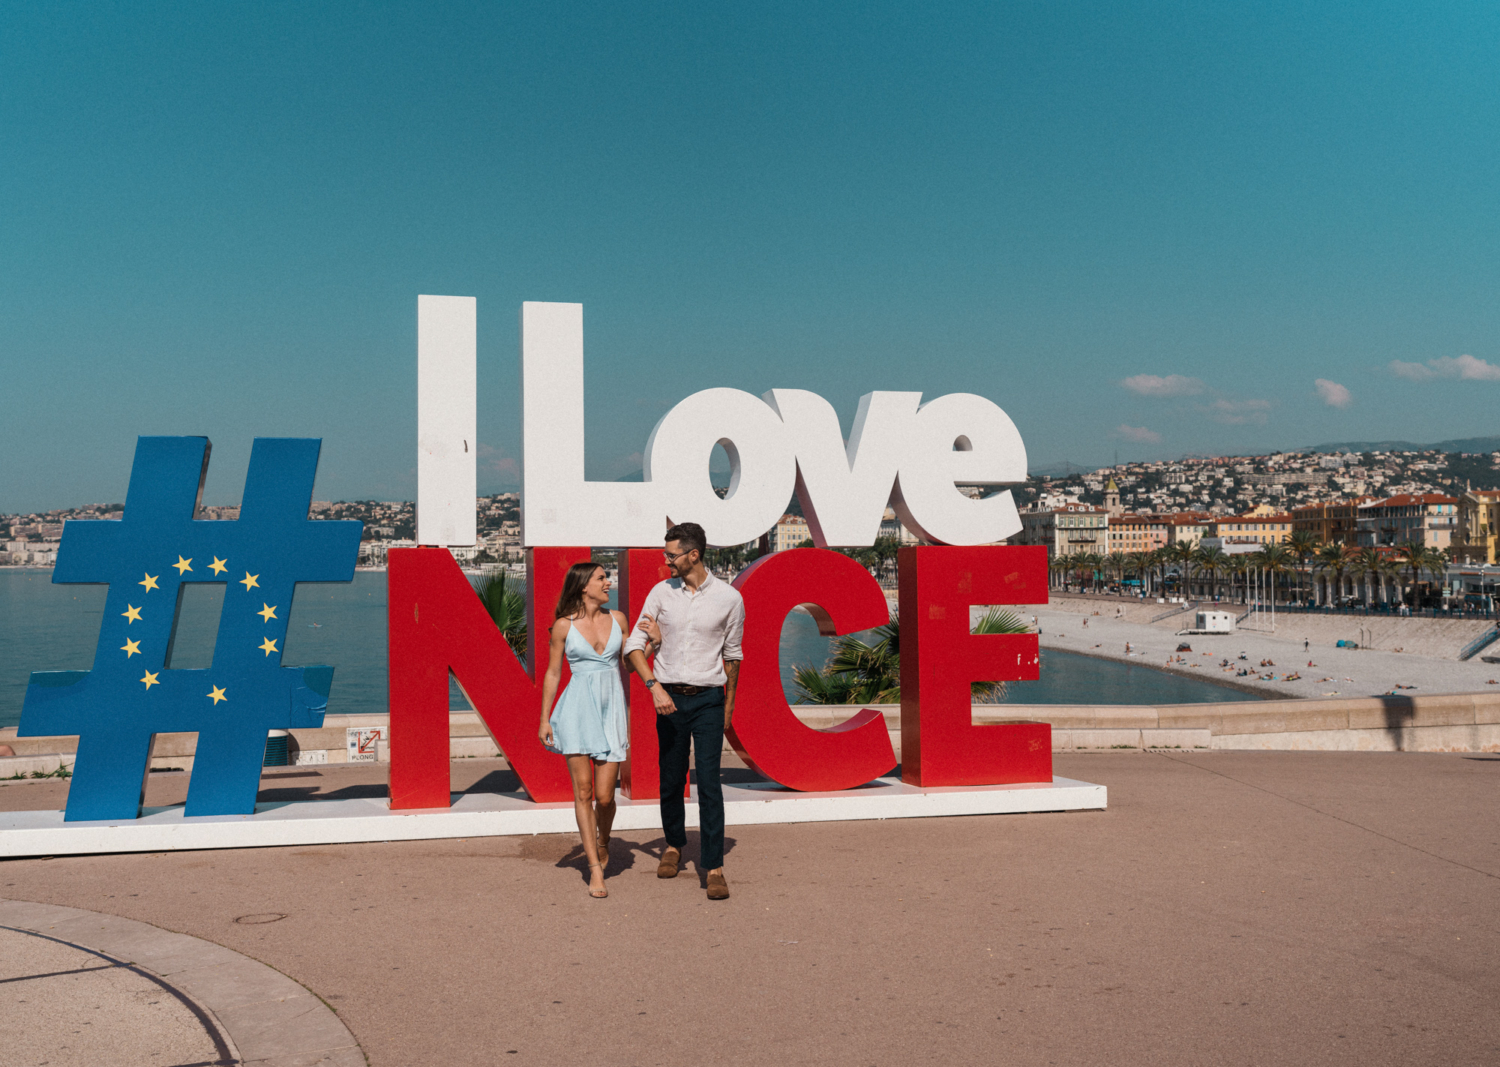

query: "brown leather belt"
xmin=661 ymin=683 xmax=718 ymax=696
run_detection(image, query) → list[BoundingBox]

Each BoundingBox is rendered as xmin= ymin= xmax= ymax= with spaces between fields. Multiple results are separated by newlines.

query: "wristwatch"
xmin=644 ymin=679 xmax=657 ymax=689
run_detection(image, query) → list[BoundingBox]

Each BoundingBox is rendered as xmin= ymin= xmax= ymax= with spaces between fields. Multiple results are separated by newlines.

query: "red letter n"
xmin=387 ymin=546 xmax=587 ymax=807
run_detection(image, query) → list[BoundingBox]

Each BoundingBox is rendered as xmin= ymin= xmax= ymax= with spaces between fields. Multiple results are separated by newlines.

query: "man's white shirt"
xmin=622 ymin=572 xmax=744 ymax=686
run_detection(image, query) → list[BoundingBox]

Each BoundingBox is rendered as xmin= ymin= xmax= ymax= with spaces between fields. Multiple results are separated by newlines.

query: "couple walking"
xmin=537 ymin=522 xmax=743 ymax=901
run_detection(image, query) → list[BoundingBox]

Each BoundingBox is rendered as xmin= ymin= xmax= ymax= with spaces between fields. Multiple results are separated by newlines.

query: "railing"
xmin=1458 ymin=628 xmax=1500 ymax=661
xmin=1238 ymin=602 xmax=1495 ymax=622
xmin=1150 ymin=602 xmax=1198 ymax=623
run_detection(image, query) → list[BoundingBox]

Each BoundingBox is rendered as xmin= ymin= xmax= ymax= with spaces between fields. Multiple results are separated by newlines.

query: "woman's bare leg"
xmin=568 ymin=756 xmax=605 ymax=894
xmin=593 ymin=760 xmax=620 ymax=851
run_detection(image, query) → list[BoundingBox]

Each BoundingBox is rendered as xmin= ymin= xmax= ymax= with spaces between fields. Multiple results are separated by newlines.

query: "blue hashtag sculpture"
xmin=20 ymin=437 xmax=363 ymax=821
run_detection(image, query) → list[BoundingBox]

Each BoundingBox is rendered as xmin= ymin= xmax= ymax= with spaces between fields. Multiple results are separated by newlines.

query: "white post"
xmin=416 ymin=295 xmax=477 ymax=548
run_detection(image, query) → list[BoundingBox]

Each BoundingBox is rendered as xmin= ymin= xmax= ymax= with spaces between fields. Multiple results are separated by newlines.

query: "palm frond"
xmin=472 ymin=570 xmax=528 ymax=660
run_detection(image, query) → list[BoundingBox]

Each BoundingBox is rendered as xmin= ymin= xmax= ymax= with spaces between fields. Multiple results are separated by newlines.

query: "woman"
xmin=538 ymin=562 xmax=631 ymax=898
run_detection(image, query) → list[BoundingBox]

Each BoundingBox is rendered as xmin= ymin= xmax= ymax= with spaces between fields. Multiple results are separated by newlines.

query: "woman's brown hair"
xmin=554 ymin=562 xmax=605 ymax=621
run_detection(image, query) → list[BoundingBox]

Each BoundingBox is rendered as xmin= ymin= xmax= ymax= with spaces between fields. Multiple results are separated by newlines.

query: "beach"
xmin=1027 ymin=596 xmax=1500 ymax=700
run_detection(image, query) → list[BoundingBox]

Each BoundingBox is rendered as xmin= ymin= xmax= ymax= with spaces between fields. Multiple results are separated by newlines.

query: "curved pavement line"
xmin=0 ymin=897 xmax=364 ymax=1067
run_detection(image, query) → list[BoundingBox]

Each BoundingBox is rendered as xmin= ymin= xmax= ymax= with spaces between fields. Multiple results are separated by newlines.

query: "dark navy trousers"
xmin=656 ymin=686 xmax=725 ymax=871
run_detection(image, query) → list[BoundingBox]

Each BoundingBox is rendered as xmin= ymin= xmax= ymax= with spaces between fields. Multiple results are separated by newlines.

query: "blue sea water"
xmin=0 ymin=569 xmax=1252 ymax=730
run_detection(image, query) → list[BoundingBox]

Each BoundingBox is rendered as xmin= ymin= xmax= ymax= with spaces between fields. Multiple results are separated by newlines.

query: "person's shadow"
xmin=555 ymin=830 xmax=738 ymax=886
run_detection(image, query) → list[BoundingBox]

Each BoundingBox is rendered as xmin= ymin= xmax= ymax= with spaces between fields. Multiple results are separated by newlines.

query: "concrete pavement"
xmin=0 ymin=897 xmax=362 ymax=1066
xmin=1 ymin=751 xmax=1498 ymax=1066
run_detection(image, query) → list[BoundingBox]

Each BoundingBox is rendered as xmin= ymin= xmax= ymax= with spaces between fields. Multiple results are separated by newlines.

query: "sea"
xmin=0 ymin=569 xmax=1253 ymax=730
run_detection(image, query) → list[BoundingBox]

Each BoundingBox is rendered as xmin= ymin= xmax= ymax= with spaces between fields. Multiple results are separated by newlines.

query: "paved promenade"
xmin=2 ymin=751 xmax=1498 ymax=1066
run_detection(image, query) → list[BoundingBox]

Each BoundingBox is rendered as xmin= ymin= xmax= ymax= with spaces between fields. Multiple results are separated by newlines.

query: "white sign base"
xmin=0 ymin=776 xmax=1104 ymax=858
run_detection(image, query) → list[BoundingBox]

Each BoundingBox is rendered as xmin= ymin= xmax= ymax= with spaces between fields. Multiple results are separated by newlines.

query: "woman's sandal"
xmin=588 ymin=862 xmax=608 ymax=899
xmin=596 ymin=834 xmax=610 ymax=866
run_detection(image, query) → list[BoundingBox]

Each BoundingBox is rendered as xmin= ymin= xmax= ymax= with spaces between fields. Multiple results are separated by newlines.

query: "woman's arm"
xmin=537 ymin=618 xmax=571 ymax=746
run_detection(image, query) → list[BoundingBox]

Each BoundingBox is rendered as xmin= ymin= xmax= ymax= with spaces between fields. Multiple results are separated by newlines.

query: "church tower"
xmin=1105 ymin=477 xmax=1123 ymax=516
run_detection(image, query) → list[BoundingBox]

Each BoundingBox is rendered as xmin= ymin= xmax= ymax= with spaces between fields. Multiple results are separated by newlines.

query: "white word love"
xmin=520 ymin=302 xmax=1026 ymax=548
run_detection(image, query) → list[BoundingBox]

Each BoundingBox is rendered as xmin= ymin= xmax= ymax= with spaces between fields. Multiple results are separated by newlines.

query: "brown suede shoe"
xmin=706 ymin=871 xmax=729 ymax=900
xmin=657 ymin=847 xmax=681 ymax=879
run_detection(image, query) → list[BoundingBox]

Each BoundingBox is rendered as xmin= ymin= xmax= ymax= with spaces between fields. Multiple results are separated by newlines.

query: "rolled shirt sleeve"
xmin=721 ymin=597 xmax=745 ymax=662
xmin=620 ymin=585 xmax=662 ymax=659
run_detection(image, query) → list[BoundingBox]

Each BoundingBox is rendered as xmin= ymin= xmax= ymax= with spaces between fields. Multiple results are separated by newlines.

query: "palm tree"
xmin=1126 ymin=551 xmax=1151 ymax=595
xmin=1288 ymin=530 xmax=1319 ymax=605
xmin=1352 ymin=547 xmax=1384 ymax=608
xmin=1194 ymin=545 xmax=1229 ymax=601
xmin=1256 ymin=543 xmax=1294 ymax=609
xmin=1228 ymin=554 xmax=1249 ymax=605
xmin=791 ymin=608 xmax=1030 ymax=704
xmin=1314 ymin=542 xmax=1349 ymax=607
xmin=1396 ymin=541 xmax=1427 ymax=608
xmin=1165 ymin=542 xmax=1195 ymax=598
xmin=1378 ymin=555 xmax=1405 ymax=608
xmin=472 ymin=570 xmax=527 ymax=658
xmin=1071 ymin=552 xmax=1098 ymax=593
xmin=1047 ymin=553 xmax=1068 ymax=590
xmin=1409 ymin=546 xmax=1448 ymax=610
xmin=1106 ymin=551 xmax=1128 ymax=591
xmin=1150 ymin=546 xmax=1172 ymax=597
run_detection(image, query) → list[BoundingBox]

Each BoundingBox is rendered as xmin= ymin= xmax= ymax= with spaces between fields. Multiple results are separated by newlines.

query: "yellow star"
xmin=140 ymin=670 xmax=159 ymax=689
xmin=240 ymin=571 xmax=260 ymax=591
xmin=139 ymin=573 xmax=159 ymax=592
xmin=122 ymin=604 xmax=142 ymax=624
xmin=258 ymin=603 xmax=278 ymax=622
xmin=258 ymin=637 xmax=279 ymax=657
xmin=207 ymin=685 xmax=228 ymax=705
xmin=208 ymin=557 xmax=228 ymax=575
xmin=173 ymin=555 xmax=193 ymax=574
xmin=121 ymin=638 xmax=141 ymax=658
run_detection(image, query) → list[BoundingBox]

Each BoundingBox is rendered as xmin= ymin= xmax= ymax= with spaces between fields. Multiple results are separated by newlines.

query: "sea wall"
xmin=6 ymin=690 xmax=1498 ymax=772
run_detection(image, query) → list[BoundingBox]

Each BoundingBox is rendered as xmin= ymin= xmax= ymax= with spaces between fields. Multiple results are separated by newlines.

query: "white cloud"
xmin=1114 ymin=424 xmax=1162 ymax=444
xmin=1314 ymin=379 xmax=1352 ymax=408
xmin=1389 ymin=359 xmax=1433 ymax=381
xmin=1435 ymin=353 xmax=1500 ymax=380
xmin=1119 ymin=373 xmax=1205 ymax=397
xmin=1201 ymin=398 xmax=1271 ymax=425
xmin=1390 ymin=354 xmax=1500 ymax=381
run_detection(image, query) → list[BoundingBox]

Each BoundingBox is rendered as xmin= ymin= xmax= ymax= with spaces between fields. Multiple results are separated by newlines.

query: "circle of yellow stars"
xmin=122 ymin=556 xmax=282 ymax=701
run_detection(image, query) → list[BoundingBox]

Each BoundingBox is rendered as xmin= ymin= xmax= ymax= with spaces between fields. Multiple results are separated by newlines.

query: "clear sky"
xmin=5 ymin=2 xmax=1500 ymax=512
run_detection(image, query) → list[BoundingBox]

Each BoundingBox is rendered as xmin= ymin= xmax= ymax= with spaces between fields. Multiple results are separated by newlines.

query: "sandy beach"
xmin=1022 ymin=596 xmax=1500 ymax=701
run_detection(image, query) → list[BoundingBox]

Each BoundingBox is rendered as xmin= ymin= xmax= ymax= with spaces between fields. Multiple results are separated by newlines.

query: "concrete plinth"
xmin=0 ymin=775 xmax=1104 ymax=858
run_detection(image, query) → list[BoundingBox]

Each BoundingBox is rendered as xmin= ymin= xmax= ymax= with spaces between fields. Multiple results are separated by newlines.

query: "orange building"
xmin=1209 ymin=513 xmax=1294 ymax=547
xmin=1106 ymin=514 xmax=1169 ymax=554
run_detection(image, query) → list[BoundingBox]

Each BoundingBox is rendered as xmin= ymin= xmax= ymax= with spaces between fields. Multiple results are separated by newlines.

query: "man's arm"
xmin=722 ymin=658 xmax=740 ymax=728
xmin=721 ymin=594 xmax=745 ymax=727
xmin=624 ymin=586 xmax=676 ymax=715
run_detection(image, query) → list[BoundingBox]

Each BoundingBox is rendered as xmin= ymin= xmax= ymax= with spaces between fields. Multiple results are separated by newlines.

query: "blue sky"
xmin=5 ymin=2 xmax=1500 ymax=511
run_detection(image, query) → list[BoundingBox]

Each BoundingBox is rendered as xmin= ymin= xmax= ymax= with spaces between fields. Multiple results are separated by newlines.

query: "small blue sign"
xmin=20 ymin=437 xmax=362 ymax=821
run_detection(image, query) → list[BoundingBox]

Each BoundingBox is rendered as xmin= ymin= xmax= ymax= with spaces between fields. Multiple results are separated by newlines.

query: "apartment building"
xmin=1290 ymin=498 xmax=1369 ymax=545
xmin=1208 ymin=513 xmax=1294 ymax=547
xmin=1014 ymin=503 xmax=1108 ymax=558
xmin=1164 ymin=512 xmax=1215 ymax=549
xmin=771 ymin=514 xmax=812 ymax=552
xmin=1455 ymin=490 xmax=1500 ymax=564
xmin=1106 ymin=513 xmax=1168 ymax=554
xmin=1356 ymin=494 xmax=1458 ymax=549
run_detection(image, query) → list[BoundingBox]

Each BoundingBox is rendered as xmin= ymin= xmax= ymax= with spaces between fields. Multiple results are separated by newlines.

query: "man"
xmin=623 ymin=521 xmax=744 ymax=901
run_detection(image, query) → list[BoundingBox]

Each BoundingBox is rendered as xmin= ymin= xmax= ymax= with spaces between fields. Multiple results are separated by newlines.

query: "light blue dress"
xmin=546 ymin=617 xmax=629 ymax=762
